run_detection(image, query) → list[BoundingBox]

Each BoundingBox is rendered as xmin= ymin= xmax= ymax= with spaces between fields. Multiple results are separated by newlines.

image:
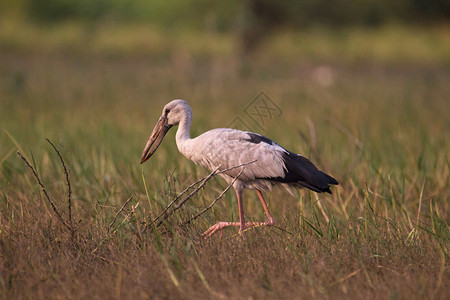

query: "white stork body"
xmin=141 ymin=99 xmax=338 ymax=237
xmin=180 ymin=128 xmax=287 ymax=191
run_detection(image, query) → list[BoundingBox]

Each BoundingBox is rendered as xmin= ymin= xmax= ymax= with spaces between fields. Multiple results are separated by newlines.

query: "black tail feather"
xmin=321 ymin=171 xmax=339 ymax=186
xmin=296 ymin=180 xmax=334 ymax=194
xmin=261 ymin=151 xmax=338 ymax=194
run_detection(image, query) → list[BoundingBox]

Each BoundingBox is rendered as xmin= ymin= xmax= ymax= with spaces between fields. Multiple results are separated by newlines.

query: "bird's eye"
xmin=164 ymin=109 xmax=170 ymax=115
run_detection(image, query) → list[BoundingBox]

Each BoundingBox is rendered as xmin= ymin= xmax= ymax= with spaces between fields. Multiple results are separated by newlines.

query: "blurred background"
xmin=1 ymin=0 xmax=449 ymax=59
xmin=1 ymin=0 xmax=449 ymax=55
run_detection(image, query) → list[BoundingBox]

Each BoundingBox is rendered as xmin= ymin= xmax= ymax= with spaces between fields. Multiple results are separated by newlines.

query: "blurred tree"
xmin=235 ymin=0 xmax=449 ymax=56
xmin=237 ymin=0 xmax=286 ymax=56
xmin=411 ymin=0 xmax=450 ymax=20
xmin=27 ymin=0 xmax=111 ymax=21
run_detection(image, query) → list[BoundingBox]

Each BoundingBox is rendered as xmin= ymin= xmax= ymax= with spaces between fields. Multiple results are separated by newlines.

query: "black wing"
xmin=244 ymin=132 xmax=338 ymax=194
xmin=262 ymin=150 xmax=338 ymax=194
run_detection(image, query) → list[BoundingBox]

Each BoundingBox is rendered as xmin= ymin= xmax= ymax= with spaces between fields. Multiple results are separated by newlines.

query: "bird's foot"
xmin=264 ymin=216 xmax=274 ymax=226
xmin=202 ymin=219 xmax=274 ymax=239
xmin=202 ymin=222 xmax=234 ymax=239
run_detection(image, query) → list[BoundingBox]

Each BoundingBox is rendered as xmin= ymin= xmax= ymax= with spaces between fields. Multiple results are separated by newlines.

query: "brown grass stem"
xmin=46 ymin=138 xmax=73 ymax=226
xmin=17 ymin=150 xmax=72 ymax=232
xmin=314 ymin=193 xmax=330 ymax=224
xmin=149 ymin=166 xmax=221 ymax=228
xmin=329 ymin=269 xmax=361 ymax=287
xmin=92 ymin=199 xmax=135 ymax=255
xmin=147 ymin=160 xmax=257 ymax=230
xmin=107 ymin=197 xmax=133 ymax=234
xmin=182 ymin=168 xmax=244 ymax=227
xmin=416 ymin=180 xmax=425 ymax=229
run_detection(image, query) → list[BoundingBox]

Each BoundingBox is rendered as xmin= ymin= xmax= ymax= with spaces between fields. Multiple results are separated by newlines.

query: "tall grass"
xmin=0 ymin=25 xmax=448 ymax=299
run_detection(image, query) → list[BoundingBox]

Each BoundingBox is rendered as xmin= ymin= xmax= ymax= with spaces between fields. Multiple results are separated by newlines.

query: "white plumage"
xmin=141 ymin=99 xmax=338 ymax=237
xmin=183 ymin=128 xmax=287 ymax=190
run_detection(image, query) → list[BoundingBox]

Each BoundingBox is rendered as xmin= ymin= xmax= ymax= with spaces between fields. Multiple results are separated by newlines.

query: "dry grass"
xmin=0 ymin=25 xmax=449 ymax=299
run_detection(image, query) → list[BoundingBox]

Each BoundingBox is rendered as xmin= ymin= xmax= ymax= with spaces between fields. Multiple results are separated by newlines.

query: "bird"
xmin=140 ymin=99 xmax=338 ymax=237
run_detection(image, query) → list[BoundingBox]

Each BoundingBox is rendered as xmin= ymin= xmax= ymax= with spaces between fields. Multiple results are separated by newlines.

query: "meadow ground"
xmin=0 ymin=23 xmax=449 ymax=299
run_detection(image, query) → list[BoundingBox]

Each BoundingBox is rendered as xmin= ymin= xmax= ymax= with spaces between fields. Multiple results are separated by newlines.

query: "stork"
xmin=140 ymin=99 xmax=338 ymax=237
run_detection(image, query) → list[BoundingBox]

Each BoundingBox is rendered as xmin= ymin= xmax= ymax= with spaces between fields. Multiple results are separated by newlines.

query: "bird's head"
xmin=140 ymin=99 xmax=191 ymax=164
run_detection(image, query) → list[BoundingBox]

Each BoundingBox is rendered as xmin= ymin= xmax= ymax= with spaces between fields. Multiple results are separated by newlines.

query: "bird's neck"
xmin=175 ymin=109 xmax=192 ymax=154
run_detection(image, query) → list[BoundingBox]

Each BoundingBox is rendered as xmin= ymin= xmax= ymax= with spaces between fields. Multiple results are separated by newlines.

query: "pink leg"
xmin=237 ymin=189 xmax=246 ymax=232
xmin=255 ymin=190 xmax=274 ymax=226
xmin=202 ymin=189 xmax=246 ymax=238
xmin=202 ymin=189 xmax=274 ymax=238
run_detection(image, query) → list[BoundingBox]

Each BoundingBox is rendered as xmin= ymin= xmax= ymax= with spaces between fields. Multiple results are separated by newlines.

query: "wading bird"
xmin=140 ymin=100 xmax=338 ymax=237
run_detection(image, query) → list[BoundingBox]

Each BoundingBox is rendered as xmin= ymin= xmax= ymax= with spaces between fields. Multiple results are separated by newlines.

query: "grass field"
xmin=0 ymin=22 xmax=449 ymax=299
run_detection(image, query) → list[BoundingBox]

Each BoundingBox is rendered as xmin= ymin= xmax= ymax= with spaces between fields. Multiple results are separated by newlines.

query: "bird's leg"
xmin=202 ymin=221 xmax=241 ymax=238
xmin=202 ymin=190 xmax=274 ymax=238
xmin=255 ymin=190 xmax=274 ymax=226
xmin=202 ymin=189 xmax=246 ymax=238
xmin=237 ymin=189 xmax=246 ymax=232
xmin=235 ymin=190 xmax=275 ymax=228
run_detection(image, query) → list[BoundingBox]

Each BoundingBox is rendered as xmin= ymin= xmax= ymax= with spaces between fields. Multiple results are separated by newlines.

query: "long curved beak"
xmin=140 ymin=115 xmax=172 ymax=164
